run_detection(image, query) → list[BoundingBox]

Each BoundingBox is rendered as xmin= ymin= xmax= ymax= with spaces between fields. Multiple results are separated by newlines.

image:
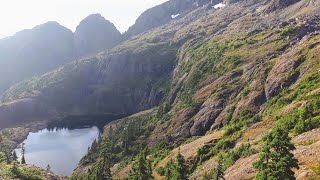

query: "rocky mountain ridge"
xmin=0 ymin=22 xmax=74 ymax=95
xmin=0 ymin=14 xmax=121 ymax=97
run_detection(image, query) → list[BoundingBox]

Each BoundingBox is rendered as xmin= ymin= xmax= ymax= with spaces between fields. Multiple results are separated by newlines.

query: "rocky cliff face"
xmin=1 ymin=34 xmax=177 ymax=123
xmin=0 ymin=98 xmax=55 ymax=128
xmin=74 ymin=14 xmax=121 ymax=58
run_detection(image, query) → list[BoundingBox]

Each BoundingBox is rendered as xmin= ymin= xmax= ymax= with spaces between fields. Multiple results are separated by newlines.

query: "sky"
xmin=0 ymin=0 xmax=168 ymax=38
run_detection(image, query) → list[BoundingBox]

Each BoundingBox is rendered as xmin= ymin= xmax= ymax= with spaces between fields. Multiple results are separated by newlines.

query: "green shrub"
xmin=11 ymin=165 xmax=43 ymax=180
xmin=220 ymin=144 xmax=255 ymax=170
xmin=156 ymin=166 xmax=165 ymax=176
xmin=280 ymin=26 xmax=296 ymax=36
xmin=275 ymin=99 xmax=320 ymax=135
xmin=224 ymin=110 xmax=255 ymax=136
xmin=0 ymin=152 xmax=6 ymax=163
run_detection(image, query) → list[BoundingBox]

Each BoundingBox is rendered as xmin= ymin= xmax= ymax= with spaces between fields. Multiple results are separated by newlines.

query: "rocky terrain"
xmin=0 ymin=0 xmax=319 ymax=179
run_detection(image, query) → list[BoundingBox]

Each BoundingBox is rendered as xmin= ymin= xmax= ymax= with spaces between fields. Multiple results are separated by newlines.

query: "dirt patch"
xmin=224 ymin=154 xmax=259 ymax=180
xmin=189 ymin=157 xmax=217 ymax=180
xmin=292 ymin=128 xmax=320 ymax=146
xmin=242 ymin=120 xmax=275 ymax=142
xmin=112 ymin=164 xmax=132 ymax=180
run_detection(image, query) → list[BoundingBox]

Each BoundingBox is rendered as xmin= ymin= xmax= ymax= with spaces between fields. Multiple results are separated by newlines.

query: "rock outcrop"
xmin=0 ymin=98 xmax=55 ymax=128
xmin=264 ymin=0 xmax=302 ymax=14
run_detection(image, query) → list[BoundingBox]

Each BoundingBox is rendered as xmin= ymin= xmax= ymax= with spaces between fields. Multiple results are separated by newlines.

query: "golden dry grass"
xmin=152 ymin=130 xmax=224 ymax=180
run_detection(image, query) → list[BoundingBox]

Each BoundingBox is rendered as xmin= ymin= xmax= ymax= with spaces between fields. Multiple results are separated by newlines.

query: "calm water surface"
xmin=15 ymin=127 xmax=100 ymax=176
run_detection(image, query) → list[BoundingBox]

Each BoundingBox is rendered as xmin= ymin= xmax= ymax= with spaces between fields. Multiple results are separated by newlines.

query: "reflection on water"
xmin=15 ymin=127 xmax=100 ymax=176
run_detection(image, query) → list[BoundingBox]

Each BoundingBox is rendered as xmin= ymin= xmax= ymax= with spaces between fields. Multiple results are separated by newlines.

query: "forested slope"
xmin=0 ymin=0 xmax=320 ymax=179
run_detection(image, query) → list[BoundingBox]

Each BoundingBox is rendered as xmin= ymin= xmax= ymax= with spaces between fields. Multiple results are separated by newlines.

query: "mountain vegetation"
xmin=0 ymin=0 xmax=320 ymax=179
xmin=253 ymin=127 xmax=299 ymax=180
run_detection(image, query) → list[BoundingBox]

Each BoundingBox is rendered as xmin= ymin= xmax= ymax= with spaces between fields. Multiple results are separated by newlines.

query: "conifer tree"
xmin=108 ymin=125 xmax=115 ymax=151
xmin=109 ymin=126 xmax=113 ymax=140
xmin=164 ymin=159 xmax=174 ymax=180
xmin=129 ymin=149 xmax=153 ymax=180
xmin=11 ymin=162 xmax=19 ymax=175
xmin=46 ymin=164 xmax=51 ymax=171
xmin=0 ymin=134 xmax=3 ymax=152
xmin=21 ymin=143 xmax=26 ymax=164
xmin=214 ymin=157 xmax=225 ymax=180
xmin=253 ymin=126 xmax=299 ymax=180
xmin=172 ymin=151 xmax=188 ymax=180
xmin=95 ymin=137 xmax=112 ymax=180
xmin=91 ymin=139 xmax=98 ymax=152
xmin=123 ymin=128 xmax=129 ymax=153
xmin=12 ymin=150 xmax=18 ymax=161
xmin=5 ymin=151 xmax=11 ymax=164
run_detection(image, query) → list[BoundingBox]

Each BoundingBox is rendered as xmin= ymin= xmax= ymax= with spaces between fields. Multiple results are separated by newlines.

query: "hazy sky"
xmin=0 ymin=0 xmax=168 ymax=38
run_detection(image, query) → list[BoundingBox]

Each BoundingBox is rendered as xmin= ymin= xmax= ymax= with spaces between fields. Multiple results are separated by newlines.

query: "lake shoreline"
xmin=14 ymin=126 xmax=101 ymax=176
xmin=0 ymin=120 xmax=50 ymax=153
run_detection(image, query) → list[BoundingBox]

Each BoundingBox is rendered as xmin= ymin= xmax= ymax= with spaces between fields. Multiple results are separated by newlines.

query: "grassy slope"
xmin=72 ymin=20 xmax=320 ymax=179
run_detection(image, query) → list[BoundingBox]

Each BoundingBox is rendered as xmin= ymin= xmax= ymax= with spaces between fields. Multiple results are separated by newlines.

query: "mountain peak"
xmin=34 ymin=21 xmax=68 ymax=30
xmin=76 ymin=13 xmax=115 ymax=30
xmin=74 ymin=14 xmax=121 ymax=57
xmin=82 ymin=13 xmax=104 ymax=20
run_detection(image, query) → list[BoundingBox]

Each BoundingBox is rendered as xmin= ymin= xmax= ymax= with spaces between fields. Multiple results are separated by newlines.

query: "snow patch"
xmin=171 ymin=14 xmax=180 ymax=19
xmin=213 ymin=3 xmax=226 ymax=9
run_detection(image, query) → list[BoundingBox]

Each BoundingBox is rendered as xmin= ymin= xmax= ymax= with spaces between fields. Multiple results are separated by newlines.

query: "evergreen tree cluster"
xmin=21 ymin=143 xmax=26 ymax=164
xmin=293 ymin=100 xmax=320 ymax=134
xmin=128 ymin=149 xmax=153 ymax=180
xmin=122 ymin=120 xmax=144 ymax=154
xmin=164 ymin=151 xmax=188 ymax=180
xmin=202 ymin=158 xmax=225 ymax=180
xmin=87 ymin=137 xmax=113 ymax=180
xmin=0 ymin=134 xmax=20 ymax=164
xmin=253 ymin=126 xmax=299 ymax=180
